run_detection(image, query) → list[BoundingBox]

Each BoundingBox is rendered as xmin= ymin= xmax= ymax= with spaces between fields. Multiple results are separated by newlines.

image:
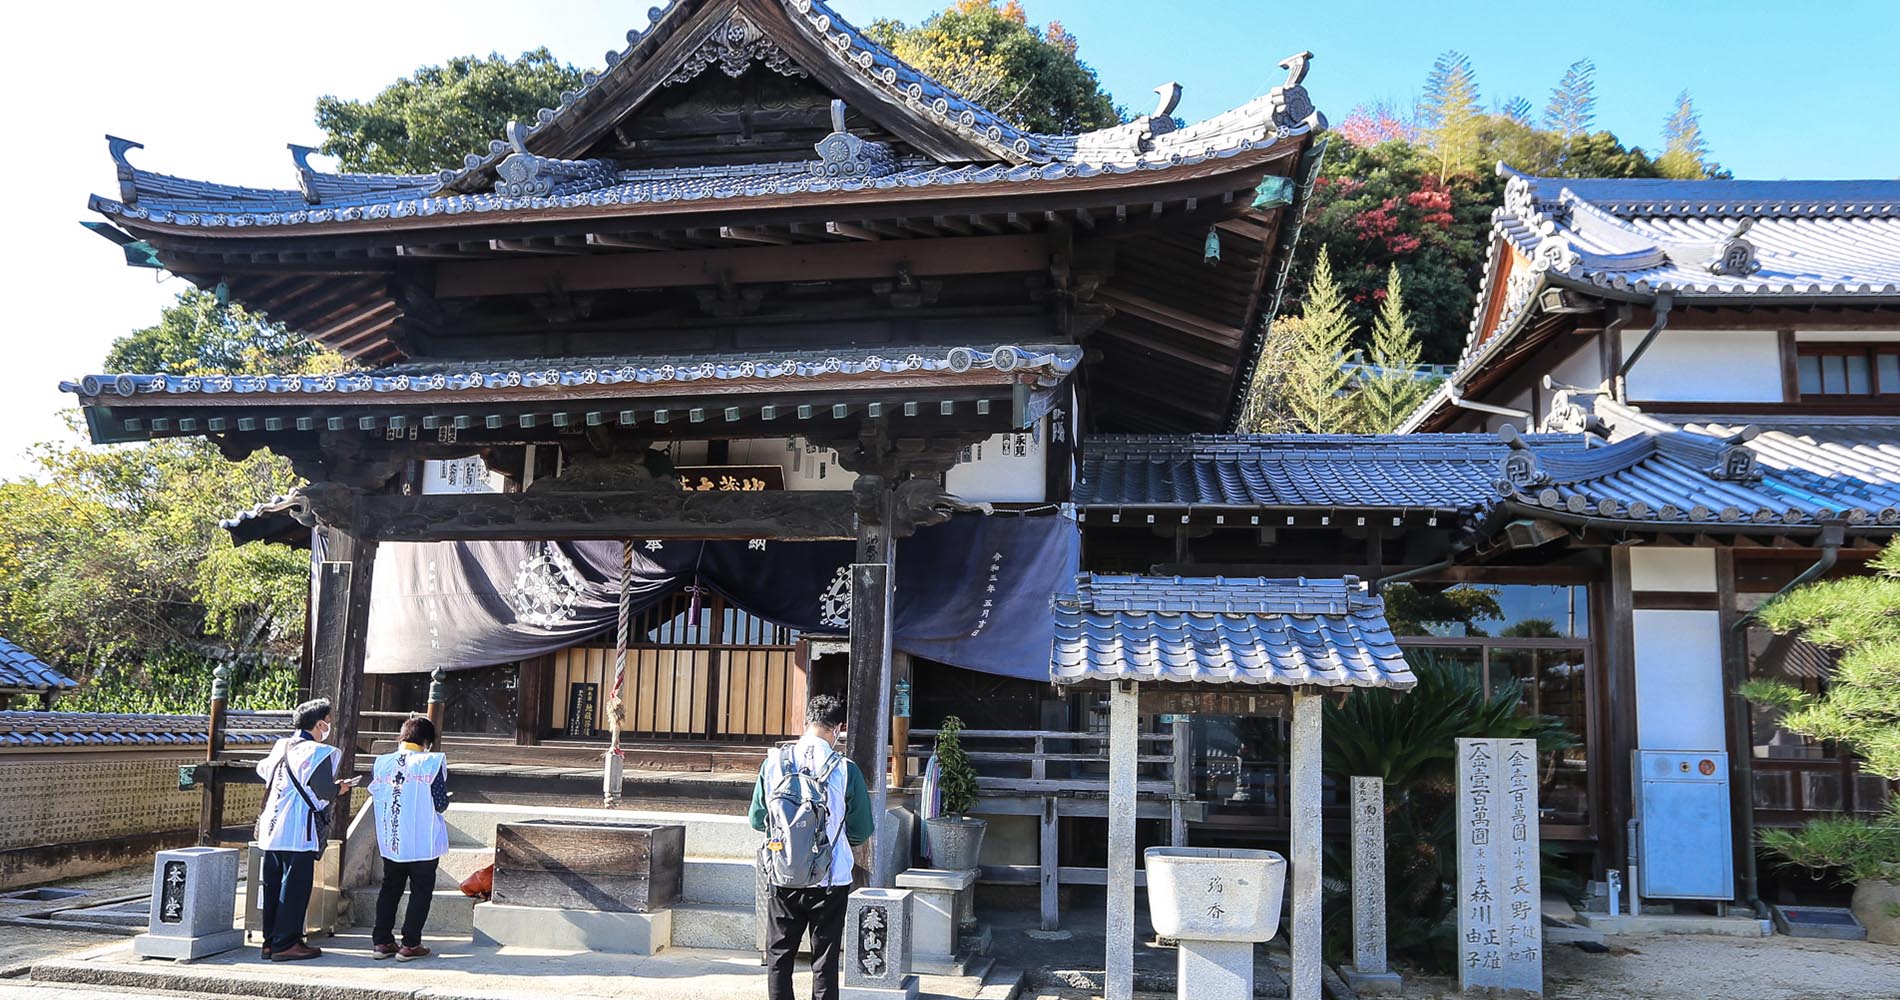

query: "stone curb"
xmin=28 ymin=957 xmax=417 ymax=1000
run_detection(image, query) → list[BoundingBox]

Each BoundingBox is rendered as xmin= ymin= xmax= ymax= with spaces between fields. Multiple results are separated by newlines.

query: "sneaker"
xmin=396 ymin=945 xmax=431 ymax=962
xmin=371 ymin=943 xmax=399 ymax=960
xmin=270 ymin=943 xmax=322 ymax=962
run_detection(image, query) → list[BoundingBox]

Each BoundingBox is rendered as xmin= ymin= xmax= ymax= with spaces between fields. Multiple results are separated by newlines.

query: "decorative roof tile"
xmin=64 ymin=343 xmax=1081 ymax=401
xmin=0 ymin=637 xmax=77 ymax=692
xmin=0 ymin=711 xmax=281 ymax=748
xmin=1051 ymin=574 xmax=1414 ymax=689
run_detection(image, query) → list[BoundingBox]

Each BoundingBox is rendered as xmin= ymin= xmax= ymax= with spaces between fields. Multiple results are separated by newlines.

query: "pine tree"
xmin=1657 ymin=90 xmax=1711 ymax=179
xmin=1741 ymin=540 xmax=1900 ymax=779
xmin=1417 ymin=51 xmax=1484 ymax=180
xmin=1541 ymin=59 xmax=1597 ymax=140
xmin=1281 ymin=250 xmax=1358 ymax=433
xmin=1500 ymin=96 xmax=1533 ymax=127
xmin=1358 ymin=267 xmax=1434 ymax=432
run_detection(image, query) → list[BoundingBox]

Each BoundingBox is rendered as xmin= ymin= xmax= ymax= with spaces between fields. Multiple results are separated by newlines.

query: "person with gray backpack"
xmin=749 ymin=694 xmax=874 ymax=1000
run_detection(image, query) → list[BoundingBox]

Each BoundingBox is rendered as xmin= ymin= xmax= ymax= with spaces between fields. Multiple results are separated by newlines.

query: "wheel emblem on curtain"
xmin=507 ymin=542 xmax=585 ymax=628
xmin=819 ymin=564 xmax=852 ymax=629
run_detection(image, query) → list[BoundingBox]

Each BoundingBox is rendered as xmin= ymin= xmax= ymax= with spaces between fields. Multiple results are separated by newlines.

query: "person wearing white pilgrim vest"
xmin=254 ymin=698 xmax=358 ymax=962
xmin=367 ymin=714 xmax=451 ymax=961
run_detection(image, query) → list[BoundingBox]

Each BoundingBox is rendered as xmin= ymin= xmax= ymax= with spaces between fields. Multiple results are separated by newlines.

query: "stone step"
xmin=342 ymin=887 xmax=476 ymax=938
xmin=670 ymin=902 xmax=758 ymax=953
xmin=682 ymin=857 xmax=758 ymax=906
xmin=443 ymin=803 xmax=761 ymax=860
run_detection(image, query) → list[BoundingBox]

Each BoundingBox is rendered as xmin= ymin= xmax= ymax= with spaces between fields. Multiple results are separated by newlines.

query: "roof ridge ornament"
xmin=288 ymin=144 xmax=321 ymax=205
xmin=1707 ymin=218 xmax=1762 ymax=276
xmin=1494 ymin=424 xmax=1551 ymax=494
xmin=1268 ymin=52 xmax=1325 ymax=134
xmin=812 ymin=100 xmax=895 ymax=178
xmin=106 ymin=135 xmax=143 ymax=206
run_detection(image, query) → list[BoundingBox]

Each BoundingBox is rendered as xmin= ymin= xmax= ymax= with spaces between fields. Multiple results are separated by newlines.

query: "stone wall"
xmin=0 ymin=753 xmax=264 ymax=889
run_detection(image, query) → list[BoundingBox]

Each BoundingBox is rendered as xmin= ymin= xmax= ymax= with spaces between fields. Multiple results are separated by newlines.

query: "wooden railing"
xmin=1754 ymin=756 xmax=1895 ymax=826
xmin=899 ymin=724 xmax=1199 ymax=931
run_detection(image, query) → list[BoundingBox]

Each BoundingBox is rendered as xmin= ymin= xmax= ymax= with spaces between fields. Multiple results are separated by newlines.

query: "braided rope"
xmin=607 ymin=538 xmax=632 ymax=756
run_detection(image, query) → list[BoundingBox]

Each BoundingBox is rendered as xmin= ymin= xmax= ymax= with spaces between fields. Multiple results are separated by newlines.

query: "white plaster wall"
xmin=1632 ymin=609 xmax=1726 ymax=751
xmin=945 ymin=420 xmax=1048 ymax=503
xmin=1620 ymin=329 xmax=1783 ymax=402
xmin=421 ymin=456 xmax=506 ymax=494
xmin=1628 ymin=548 xmax=1717 ymax=592
xmin=1550 ymin=342 xmax=1603 ymax=390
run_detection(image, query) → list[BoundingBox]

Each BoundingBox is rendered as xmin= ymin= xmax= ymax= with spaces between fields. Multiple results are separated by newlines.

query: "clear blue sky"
xmin=3 ymin=0 xmax=1895 ymax=479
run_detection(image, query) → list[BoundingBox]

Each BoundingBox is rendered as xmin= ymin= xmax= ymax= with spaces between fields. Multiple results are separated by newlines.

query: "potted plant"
xmin=1759 ymin=802 xmax=1900 ymax=945
xmin=925 ymin=716 xmax=987 ymax=872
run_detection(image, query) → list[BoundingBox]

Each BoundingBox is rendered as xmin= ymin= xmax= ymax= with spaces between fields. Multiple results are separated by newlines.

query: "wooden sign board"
xmin=493 ymin=820 xmax=685 ymax=913
xmin=673 ymin=465 xmax=785 ymax=493
xmin=565 ymin=682 xmax=599 ymax=738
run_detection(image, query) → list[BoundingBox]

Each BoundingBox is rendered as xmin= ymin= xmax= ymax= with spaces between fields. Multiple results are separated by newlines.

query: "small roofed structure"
xmin=0 ymin=636 xmax=78 ymax=709
xmin=1051 ymin=574 xmax=1411 ymax=1000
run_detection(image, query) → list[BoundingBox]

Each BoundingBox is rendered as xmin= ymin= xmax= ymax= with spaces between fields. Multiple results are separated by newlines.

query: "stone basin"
xmin=1144 ymin=846 xmax=1286 ymax=943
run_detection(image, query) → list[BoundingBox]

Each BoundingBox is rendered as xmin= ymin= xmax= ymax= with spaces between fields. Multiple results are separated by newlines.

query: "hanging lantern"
xmin=1203 ymin=226 xmax=1221 ymax=264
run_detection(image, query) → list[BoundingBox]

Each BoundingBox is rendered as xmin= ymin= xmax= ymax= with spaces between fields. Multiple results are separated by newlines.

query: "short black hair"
xmin=398 ymin=714 xmax=438 ymax=749
xmin=806 ymin=694 xmax=847 ymax=729
xmin=292 ymin=698 xmax=333 ymax=731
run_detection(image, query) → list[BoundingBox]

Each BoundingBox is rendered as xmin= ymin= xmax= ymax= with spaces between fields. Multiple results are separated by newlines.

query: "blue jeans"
xmin=261 ymin=850 xmax=317 ymax=951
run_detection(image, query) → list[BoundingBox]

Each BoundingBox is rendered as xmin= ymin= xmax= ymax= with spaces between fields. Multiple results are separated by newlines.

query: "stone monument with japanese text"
xmin=133 ymin=845 xmax=243 ymax=961
xmin=1455 ymin=738 xmax=1543 ymax=994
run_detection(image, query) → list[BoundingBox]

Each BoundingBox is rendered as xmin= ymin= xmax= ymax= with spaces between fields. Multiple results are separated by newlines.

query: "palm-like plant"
xmin=1320 ymin=650 xmax=1577 ymax=970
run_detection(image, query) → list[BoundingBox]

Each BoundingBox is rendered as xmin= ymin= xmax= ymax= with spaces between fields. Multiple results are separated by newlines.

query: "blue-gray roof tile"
xmin=0 ymin=637 xmax=77 ymax=692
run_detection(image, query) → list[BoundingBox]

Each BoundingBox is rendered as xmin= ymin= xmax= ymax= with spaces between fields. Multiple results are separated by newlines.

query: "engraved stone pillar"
xmin=133 ymin=846 xmax=243 ymax=960
xmin=1105 ymin=680 xmax=1140 ymax=1000
xmin=1457 ymin=738 xmax=1544 ymax=994
xmin=1289 ymin=688 xmax=1323 ymax=1000
xmin=843 ymin=887 xmax=919 ymax=1000
xmin=1344 ymin=776 xmax=1402 ymax=995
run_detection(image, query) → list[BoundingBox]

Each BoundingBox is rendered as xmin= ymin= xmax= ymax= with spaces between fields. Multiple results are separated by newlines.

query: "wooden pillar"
xmin=1105 ymin=680 xmax=1140 ymax=1000
xmin=1289 ymin=687 xmax=1324 ymax=1000
xmin=310 ymin=506 xmax=378 ymax=842
xmin=1602 ymin=545 xmax=1638 ymax=874
xmin=1715 ymin=548 xmax=1753 ymax=904
xmin=889 ymin=652 xmax=912 ymax=790
xmin=1169 ymin=716 xmax=1191 ymax=847
xmin=198 ymin=665 xmax=230 ymax=846
xmin=516 ymin=655 xmax=548 ymax=747
xmin=425 ymin=668 xmax=447 ymax=733
xmin=847 ymin=478 xmax=897 ymax=885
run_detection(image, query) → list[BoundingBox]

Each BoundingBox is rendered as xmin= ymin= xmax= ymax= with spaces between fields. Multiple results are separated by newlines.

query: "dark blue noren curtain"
xmin=364 ymin=513 xmax=1078 ymax=681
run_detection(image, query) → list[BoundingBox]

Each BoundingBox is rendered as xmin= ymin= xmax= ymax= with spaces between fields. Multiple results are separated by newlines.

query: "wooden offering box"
xmin=493 ymin=820 xmax=685 ymax=913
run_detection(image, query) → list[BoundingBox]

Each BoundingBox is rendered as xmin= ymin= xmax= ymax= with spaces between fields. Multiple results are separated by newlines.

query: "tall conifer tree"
xmin=1359 ymin=267 xmax=1433 ymax=432
xmin=1418 ymin=51 xmax=1484 ymax=180
xmin=1657 ymin=90 xmax=1711 ymax=179
xmin=1282 ymin=250 xmax=1358 ymax=433
xmin=1541 ymin=59 xmax=1597 ymax=140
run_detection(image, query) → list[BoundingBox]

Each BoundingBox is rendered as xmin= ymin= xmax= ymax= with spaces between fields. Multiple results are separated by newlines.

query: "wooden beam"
xmin=1093 ymin=287 xmax=1245 ymax=346
xmin=719 ymin=226 xmax=795 ymax=246
xmin=436 ymin=235 xmax=1048 ymax=298
xmin=825 ymin=221 xmax=882 ymax=241
xmin=585 ymin=233 xmax=671 ymax=251
xmin=491 ymin=238 xmax=586 ymax=255
xmin=362 ymin=488 xmax=859 ymax=543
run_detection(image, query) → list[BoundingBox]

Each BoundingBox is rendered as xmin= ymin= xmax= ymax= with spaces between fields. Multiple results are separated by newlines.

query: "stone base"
xmin=131 ymin=928 xmax=244 ymax=962
xmin=472 ymin=901 xmax=670 ymax=954
xmin=1575 ymin=911 xmax=1770 ymax=938
xmin=1342 ymin=967 xmax=1403 ymax=996
xmin=842 ymin=975 xmax=920 ymax=1000
xmin=910 ymin=923 xmax=991 ymax=976
xmin=1178 ymin=940 xmax=1255 ymax=1000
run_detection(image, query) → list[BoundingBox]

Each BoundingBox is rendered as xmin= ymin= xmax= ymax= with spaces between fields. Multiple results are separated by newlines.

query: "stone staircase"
xmin=344 ymin=802 xmax=763 ymax=951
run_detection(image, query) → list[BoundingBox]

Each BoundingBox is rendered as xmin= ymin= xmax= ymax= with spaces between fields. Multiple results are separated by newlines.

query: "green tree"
xmin=1742 ymin=540 xmax=1900 ymax=779
xmin=1657 ymin=89 xmax=1712 ymax=180
xmin=1357 ymin=266 xmax=1435 ymax=432
xmin=106 ymin=289 xmax=340 ymax=376
xmin=315 ymin=48 xmax=585 ymax=175
xmin=1542 ymin=59 xmax=1597 ymax=141
xmin=1418 ymin=51 xmax=1485 ymax=180
xmin=864 ymin=0 xmax=1121 ymax=134
xmin=1277 ymin=250 xmax=1358 ymax=433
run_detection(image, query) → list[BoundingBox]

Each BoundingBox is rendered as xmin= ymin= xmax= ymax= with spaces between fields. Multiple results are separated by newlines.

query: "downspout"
xmin=1728 ymin=522 xmax=1843 ymax=919
xmin=1371 ymin=555 xmax=1458 ymax=595
xmin=1445 ymin=385 xmax=1532 ymax=422
xmin=1613 ymin=293 xmax=1675 ymax=403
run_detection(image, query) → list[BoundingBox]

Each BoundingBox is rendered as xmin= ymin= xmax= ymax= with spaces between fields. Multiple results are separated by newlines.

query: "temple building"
xmin=53 ymin=0 xmax=1898 ymax=972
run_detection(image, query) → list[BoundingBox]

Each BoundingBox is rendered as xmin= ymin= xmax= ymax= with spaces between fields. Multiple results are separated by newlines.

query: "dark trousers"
xmin=766 ymin=885 xmax=851 ymax=1000
xmin=373 ymin=858 xmax=440 ymax=947
xmin=260 ymin=849 xmax=316 ymax=952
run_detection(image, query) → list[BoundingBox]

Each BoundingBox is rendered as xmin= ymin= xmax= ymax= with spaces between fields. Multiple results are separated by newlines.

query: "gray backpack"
xmin=759 ymin=744 xmax=846 ymax=888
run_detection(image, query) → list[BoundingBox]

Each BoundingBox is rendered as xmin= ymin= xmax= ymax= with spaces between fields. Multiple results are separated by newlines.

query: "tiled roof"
xmin=1073 ymin=433 xmax=1594 ymax=509
xmin=89 ymin=0 xmax=1325 ymax=233
xmin=1075 ymin=426 xmax=1900 ymax=530
xmin=63 ymin=344 xmax=1081 ymax=401
xmin=1402 ymin=171 xmax=1900 ymax=431
xmin=0 ymin=637 xmax=77 ymax=692
xmin=0 ymin=712 xmax=282 ymax=749
xmin=1051 ymin=574 xmax=1414 ymax=689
